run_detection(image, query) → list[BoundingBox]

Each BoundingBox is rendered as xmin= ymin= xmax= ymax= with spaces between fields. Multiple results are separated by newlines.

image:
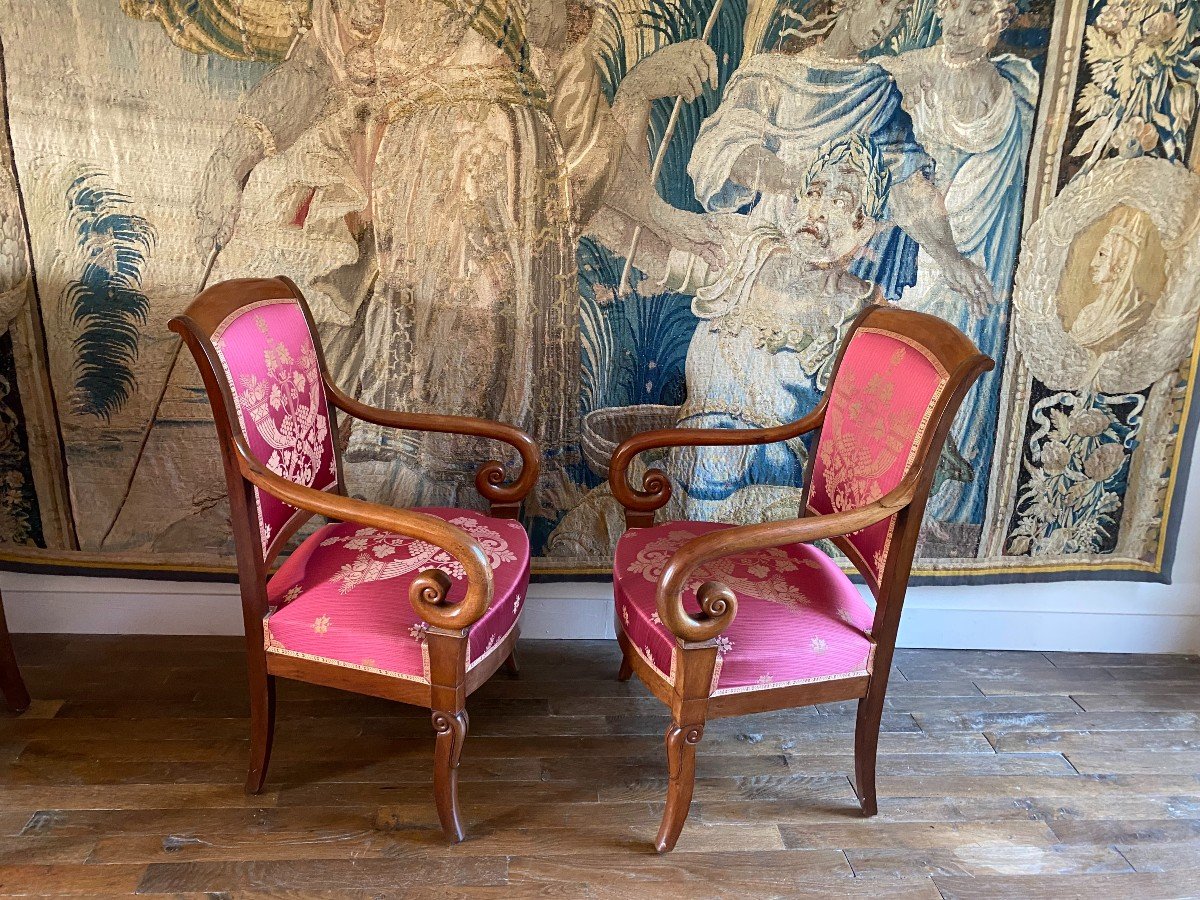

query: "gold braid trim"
xmin=379 ymin=67 xmax=548 ymax=121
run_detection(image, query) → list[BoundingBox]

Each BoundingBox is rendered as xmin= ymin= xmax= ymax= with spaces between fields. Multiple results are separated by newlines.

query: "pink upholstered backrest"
xmin=211 ymin=298 xmax=338 ymax=553
xmin=806 ymin=327 xmax=949 ymax=588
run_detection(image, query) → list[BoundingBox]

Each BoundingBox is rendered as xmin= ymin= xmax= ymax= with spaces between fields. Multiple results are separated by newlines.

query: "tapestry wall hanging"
xmin=1 ymin=0 xmax=1198 ymax=580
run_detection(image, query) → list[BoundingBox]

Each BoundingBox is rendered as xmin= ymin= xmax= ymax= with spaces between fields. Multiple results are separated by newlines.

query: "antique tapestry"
xmin=0 ymin=0 xmax=1198 ymax=580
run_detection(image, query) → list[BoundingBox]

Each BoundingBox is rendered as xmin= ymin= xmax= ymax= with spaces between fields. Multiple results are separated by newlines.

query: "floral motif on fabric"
xmin=807 ymin=329 xmax=948 ymax=583
xmin=627 ymin=529 xmax=810 ymax=609
xmin=237 ymin=314 xmax=330 ymax=488
xmin=817 ymin=345 xmax=915 ymax=515
xmin=214 ymin=300 xmax=338 ymax=550
xmin=323 ymin=518 xmax=518 ymax=594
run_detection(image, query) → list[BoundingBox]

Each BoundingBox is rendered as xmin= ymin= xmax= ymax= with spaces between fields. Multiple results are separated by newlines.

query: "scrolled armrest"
xmin=324 ymin=379 xmax=540 ymax=508
xmin=609 ymin=403 xmax=827 ymax=516
xmin=232 ymin=438 xmax=495 ymax=630
xmin=655 ymin=477 xmax=916 ymax=643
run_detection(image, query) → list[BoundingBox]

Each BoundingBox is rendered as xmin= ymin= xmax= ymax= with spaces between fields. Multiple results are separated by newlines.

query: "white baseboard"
xmin=2 ymin=571 xmax=1198 ymax=653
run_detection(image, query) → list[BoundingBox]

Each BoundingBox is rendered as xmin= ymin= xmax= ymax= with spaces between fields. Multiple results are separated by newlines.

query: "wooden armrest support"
xmin=324 ymin=379 xmax=540 ymax=509
xmin=655 ymin=477 xmax=916 ymax=642
xmin=233 ymin=438 xmax=495 ymax=630
xmin=609 ymin=403 xmax=827 ymax=516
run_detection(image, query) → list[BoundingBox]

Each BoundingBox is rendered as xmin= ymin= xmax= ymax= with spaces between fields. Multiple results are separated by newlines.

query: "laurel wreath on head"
xmin=803 ymin=133 xmax=892 ymax=221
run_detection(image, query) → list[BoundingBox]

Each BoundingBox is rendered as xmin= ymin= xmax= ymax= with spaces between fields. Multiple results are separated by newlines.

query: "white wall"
xmin=3 ymin=565 xmax=1198 ymax=651
xmin=4 ymin=443 xmax=1200 ymax=654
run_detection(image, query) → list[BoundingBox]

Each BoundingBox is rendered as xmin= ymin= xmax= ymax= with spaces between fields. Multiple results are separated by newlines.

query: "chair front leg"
xmin=427 ymin=629 xmax=470 ymax=843
xmin=658 ymin=718 xmax=705 ymax=852
xmin=432 ymin=708 xmax=469 ymax=841
xmin=656 ymin=643 xmax=718 ymax=853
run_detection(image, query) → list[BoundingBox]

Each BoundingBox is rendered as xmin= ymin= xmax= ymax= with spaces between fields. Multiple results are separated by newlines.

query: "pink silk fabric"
xmin=614 ymin=522 xmax=874 ymax=695
xmin=212 ymin=299 xmax=339 ymax=551
xmin=264 ymin=508 xmax=529 ymax=683
xmin=807 ymin=327 xmax=949 ymax=586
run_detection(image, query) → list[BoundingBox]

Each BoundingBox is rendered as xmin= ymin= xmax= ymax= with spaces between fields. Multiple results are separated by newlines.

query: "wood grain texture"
xmin=0 ymin=636 xmax=1198 ymax=896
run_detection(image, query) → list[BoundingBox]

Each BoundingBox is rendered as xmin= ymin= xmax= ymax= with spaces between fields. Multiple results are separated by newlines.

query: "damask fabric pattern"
xmin=807 ymin=328 xmax=948 ymax=586
xmin=614 ymin=521 xmax=875 ymax=695
xmin=212 ymin=298 xmax=338 ymax=551
xmin=264 ymin=507 xmax=530 ymax=682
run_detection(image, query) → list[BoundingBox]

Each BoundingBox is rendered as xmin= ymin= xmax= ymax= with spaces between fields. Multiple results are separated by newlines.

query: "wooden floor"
xmin=1 ymin=637 xmax=1199 ymax=898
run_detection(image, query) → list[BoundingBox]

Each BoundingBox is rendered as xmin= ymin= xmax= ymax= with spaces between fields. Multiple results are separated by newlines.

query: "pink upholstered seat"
xmin=614 ymin=521 xmax=875 ymax=695
xmin=265 ymin=507 xmax=530 ymax=684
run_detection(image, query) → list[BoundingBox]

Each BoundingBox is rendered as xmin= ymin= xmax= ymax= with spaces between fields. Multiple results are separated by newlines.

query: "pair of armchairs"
xmin=173 ymin=277 xmax=990 ymax=850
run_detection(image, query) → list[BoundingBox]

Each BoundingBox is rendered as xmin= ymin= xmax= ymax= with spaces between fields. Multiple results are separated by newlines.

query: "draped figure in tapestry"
xmin=674 ymin=0 xmax=996 ymax=522
xmin=665 ymin=134 xmax=895 ymax=522
xmin=689 ymin=0 xmax=992 ymax=304
xmin=176 ymin=0 xmax=722 ymax=514
xmin=544 ymin=133 xmax=897 ymax=549
xmin=884 ymin=0 xmax=1038 ymax=527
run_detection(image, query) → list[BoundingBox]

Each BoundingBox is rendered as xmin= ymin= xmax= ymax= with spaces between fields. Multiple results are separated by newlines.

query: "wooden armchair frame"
xmin=0 ymin=588 xmax=30 ymax=714
xmin=610 ymin=305 xmax=993 ymax=851
xmin=170 ymin=276 xmax=539 ymax=841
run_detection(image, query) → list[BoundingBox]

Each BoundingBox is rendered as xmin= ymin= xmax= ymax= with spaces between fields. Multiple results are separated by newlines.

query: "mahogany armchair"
xmin=609 ymin=305 xmax=993 ymax=851
xmin=0 ymin=588 xmax=30 ymax=714
xmin=171 ymin=276 xmax=539 ymax=842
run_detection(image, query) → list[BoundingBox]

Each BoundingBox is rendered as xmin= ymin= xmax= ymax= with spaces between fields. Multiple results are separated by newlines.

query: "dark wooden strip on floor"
xmin=0 ymin=636 xmax=1198 ymax=896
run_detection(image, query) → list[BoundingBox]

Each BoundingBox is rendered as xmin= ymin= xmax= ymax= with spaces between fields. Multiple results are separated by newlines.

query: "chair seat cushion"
xmin=614 ymin=521 xmax=875 ymax=696
xmin=265 ymin=508 xmax=530 ymax=684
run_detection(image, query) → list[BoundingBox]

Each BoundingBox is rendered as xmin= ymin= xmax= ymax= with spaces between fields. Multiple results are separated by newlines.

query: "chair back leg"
xmin=853 ymin=686 xmax=886 ymax=817
xmin=502 ymin=648 xmax=520 ymax=678
xmin=0 ymin=590 xmax=30 ymax=715
xmin=615 ymin=609 xmax=634 ymax=682
xmin=245 ymin=666 xmax=277 ymax=795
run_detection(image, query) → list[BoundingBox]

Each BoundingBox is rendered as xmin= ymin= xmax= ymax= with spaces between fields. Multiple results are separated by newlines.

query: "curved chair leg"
xmin=432 ymin=709 xmax=469 ymax=843
xmin=617 ymin=652 xmax=633 ymax=682
xmin=503 ymin=649 xmax=520 ymax=678
xmin=0 ymin=592 xmax=30 ymax=715
xmin=854 ymin=691 xmax=884 ymax=817
xmin=245 ymin=670 xmax=276 ymax=795
xmin=656 ymin=720 xmax=704 ymax=852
